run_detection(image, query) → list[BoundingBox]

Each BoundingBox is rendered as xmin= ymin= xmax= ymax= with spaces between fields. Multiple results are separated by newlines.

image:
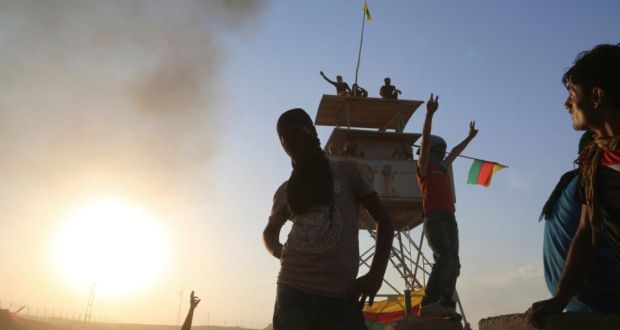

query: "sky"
xmin=0 ymin=0 xmax=619 ymax=329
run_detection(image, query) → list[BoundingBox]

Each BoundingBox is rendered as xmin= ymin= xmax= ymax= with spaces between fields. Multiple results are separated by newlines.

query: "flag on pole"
xmin=363 ymin=1 xmax=372 ymax=21
xmin=467 ymin=160 xmax=506 ymax=187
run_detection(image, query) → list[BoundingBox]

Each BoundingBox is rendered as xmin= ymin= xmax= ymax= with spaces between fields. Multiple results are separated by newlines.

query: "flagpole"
xmin=354 ymin=2 xmax=366 ymax=92
xmin=411 ymin=143 xmax=509 ymax=168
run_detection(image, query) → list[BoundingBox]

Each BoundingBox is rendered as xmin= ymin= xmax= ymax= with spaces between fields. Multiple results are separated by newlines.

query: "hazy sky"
xmin=1 ymin=0 xmax=619 ymax=328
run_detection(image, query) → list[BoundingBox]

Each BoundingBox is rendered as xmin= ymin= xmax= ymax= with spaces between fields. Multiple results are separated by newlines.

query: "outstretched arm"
xmin=443 ymin=121 xmax=478 ymax=166
xmin=263 ymin=186 xmax=289 ymax=259
xmin=181 ymin=291 xmax=200 ymax=330
xmin=417 ymin=93 xmax=439 ymax=177
xmin=527 ymin=207 xmax=595 ymax=328
xmin=319 ymin=71 xmax=337 ymax=86
xmin=349 ymin=193 xmax=394 ymax=308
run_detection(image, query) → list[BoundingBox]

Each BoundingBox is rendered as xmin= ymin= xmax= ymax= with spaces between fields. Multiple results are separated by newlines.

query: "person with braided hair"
xmin=528 ymin=44 xmax=620 ymax=328
xmin=263 ymin=108 xmax=394 ymax=330
xmin=541 ymin=131 xmax=620 ymax=313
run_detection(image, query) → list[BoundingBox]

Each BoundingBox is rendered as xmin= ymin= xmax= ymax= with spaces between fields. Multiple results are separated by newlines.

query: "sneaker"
xmin=420 ymin=302 xmax=462 ymax=321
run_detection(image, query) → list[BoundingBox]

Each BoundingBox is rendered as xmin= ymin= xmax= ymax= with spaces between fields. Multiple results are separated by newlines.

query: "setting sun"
xmin=53 ymin=198 xmax=169 ymax=297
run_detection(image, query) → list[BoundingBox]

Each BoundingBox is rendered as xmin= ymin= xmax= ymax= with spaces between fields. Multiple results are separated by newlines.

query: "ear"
xmin=591 ymin=87 xmax=605 ymax=109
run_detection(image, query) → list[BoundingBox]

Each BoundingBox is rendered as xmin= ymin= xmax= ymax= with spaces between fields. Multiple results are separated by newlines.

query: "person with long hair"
xmin=263 ymin=108 xmax=393 ymax=330
xmin=528 ymin=44 xmax=620 ymax=328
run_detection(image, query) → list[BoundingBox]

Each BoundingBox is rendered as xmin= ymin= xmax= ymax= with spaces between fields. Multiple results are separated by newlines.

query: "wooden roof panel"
xmin=315 ymin=95 xmax=424 ymax=130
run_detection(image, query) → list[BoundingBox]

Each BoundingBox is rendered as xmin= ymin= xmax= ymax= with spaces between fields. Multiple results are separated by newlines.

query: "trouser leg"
xmin=422 ymin=215 xmax=459 ymax=306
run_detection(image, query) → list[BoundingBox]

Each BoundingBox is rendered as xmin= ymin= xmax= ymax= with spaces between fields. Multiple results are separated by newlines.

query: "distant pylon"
xmin=84 ymin=282 xmax=96 ymax=322
xmin=176 ymin=289 xmax=184 ymax=325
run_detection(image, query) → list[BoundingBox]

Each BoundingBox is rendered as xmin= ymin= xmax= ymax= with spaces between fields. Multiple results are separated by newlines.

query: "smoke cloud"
xmin=0 ymin=0 xmax=265 ymax=216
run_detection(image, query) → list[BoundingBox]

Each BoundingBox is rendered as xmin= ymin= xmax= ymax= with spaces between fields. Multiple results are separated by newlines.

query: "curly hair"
xmin=562 ymin=43 xmax=620 ymax=110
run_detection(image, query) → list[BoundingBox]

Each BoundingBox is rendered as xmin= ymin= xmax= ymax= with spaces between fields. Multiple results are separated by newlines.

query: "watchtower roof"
xmin=314 ymin=95 xmax=424 ymax=131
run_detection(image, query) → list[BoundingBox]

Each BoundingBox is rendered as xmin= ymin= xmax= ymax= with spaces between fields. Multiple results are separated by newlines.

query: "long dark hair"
xmin=277 ymin=108 xmax=333 ymax=215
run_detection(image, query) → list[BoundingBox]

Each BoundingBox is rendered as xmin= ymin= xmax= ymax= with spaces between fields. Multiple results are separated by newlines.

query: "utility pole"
xmin=176 ymin=290 xmax=184 ymax=325
xmin=84 ymin=282 xmax=96 ymax=322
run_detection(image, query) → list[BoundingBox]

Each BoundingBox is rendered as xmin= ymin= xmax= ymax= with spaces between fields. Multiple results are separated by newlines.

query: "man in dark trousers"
xmin=263 ymin=108 xmax=394 ymax=330
xmin=417 ymin=94 xmax=478 ymax=320
xmin=528 ymin=44 xmax=620 ymax=328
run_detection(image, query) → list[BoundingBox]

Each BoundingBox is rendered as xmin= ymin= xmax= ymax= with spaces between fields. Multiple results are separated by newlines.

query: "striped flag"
xmin=467 ymin=160 xmax=506 ymax=187
xmin=364 ymin=1 xmax=372 ymax=21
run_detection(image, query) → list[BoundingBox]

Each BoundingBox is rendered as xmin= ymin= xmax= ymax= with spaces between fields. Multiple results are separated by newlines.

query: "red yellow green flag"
xmin=467 ymin=159 xmax=506 ymax=187
xmin=364 ymin=1 xmax=372 ymax=21
xmin=363 ymin=289 xmax=424 ymax=329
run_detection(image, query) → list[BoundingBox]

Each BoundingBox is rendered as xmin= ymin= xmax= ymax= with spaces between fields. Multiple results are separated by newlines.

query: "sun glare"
xmin=53 ymin=198 xmax=168 ymax=297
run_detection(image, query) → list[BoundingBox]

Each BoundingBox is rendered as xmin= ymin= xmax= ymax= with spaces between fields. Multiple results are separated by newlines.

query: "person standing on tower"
xmin=417 ymin=94 xmax=478 ymax=320
xmin=320 ymin=71 xmax=352 ymax=96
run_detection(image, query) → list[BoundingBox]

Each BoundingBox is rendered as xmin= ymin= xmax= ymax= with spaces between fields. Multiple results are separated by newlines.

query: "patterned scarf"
xmin=580 ymin=134 xmax=620 ymax=245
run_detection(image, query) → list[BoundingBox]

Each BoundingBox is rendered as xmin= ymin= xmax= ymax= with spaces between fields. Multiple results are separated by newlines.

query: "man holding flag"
xmin=417 ymin=94 xmax=478 ymax=320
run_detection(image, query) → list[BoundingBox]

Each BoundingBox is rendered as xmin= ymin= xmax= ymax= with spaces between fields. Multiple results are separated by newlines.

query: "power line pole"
xmin=84 ymin=282 xmax=96 ymax=322
xmin=176 ymin=290 xmax=184 ymax=326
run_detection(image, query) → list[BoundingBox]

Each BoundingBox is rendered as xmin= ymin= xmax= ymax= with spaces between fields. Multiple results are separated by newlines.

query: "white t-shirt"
xmin=271 ymin=160 xmax=376 ymax=297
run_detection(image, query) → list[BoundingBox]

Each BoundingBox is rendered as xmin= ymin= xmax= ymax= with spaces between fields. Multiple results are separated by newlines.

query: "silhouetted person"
xmin=264 ymin=108 xmax=394 ymax=330
xmin=320 ymin=71 xmax=351 ymax=96
xmin=352 ymin=83 xmax=368 ymax=98
xmin=417 ymin=94 xmax=478 ymax=320
xmin=181 ymin=291 xmax=200 ymax=330
xmin=379 ymin=77 xmax=401 ymax=99
xmin=527 ymin=44 xmax=620 ymax=328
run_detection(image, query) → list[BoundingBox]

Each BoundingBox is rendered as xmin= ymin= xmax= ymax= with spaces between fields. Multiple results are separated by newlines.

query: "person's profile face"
xmin=337 ymin=76 xmax=343 ymax=82
xmin=565 ymin=81 xmax=597 ymax=131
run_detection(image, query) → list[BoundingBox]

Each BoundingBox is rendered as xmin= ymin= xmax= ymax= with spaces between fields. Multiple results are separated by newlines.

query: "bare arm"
xmin=528 ymin=207 xmax=595 ymax=328
xmin=319 ymin=71 xmax=337 ymax=86
xmin=348 ymin=193 xmax=394 ymax=307
xmin=443 ymin=121 xmax=478 ymax=166
xmin=180 ymin=291 xmax=200 ymax=330
xmin=262 ymin=186 xmax=289 ymax=259
xmin=417 ymin=93 xmax=439 ymax=178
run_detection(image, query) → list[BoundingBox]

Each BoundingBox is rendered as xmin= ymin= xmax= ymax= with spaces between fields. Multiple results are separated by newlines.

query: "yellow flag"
xmin=364 ymin=1 xmax=372 ymax=21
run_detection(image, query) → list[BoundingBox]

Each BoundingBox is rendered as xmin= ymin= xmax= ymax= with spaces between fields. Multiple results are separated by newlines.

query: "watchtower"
xmin=315 ymin=95 xmax=469 ymax=328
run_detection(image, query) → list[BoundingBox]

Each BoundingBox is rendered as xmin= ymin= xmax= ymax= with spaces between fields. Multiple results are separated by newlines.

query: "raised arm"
xmin=180 ymin=291 xmax=200 ymax=330
xmin=262 ymin=185 xmax=289 ymax=259
xmin=527 ymin=207 xmax=595 ymax=328
xmin=443 ymin=121 xmax=478 ymax=166
xmin=417 ymin=93 xmax=439 ymax=177
xmin=349 ymin=193 xmax=394 ymax=308
xmin=319 ymin=71 xmax=337 ymax=86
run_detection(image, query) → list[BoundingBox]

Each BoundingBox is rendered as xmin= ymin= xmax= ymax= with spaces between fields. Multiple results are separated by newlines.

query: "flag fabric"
xmin=363 ymin=289 xmax=424 ymax=329
xmin=363 ymin=1 xmax=372 ymax=21
xmin=467 ymin=159 xmax=506 ymax=187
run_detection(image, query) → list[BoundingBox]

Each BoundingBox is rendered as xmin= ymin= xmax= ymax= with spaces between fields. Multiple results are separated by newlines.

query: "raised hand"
xmin=320 ymin=71 xmax=325 ymax=76
xmin=190 ymin=291 xmax=201 ymax=310
xmin=426 ymin=93 xmax=439 ymax=114
xmin=468 ymin=121 xmax=478 ymax=138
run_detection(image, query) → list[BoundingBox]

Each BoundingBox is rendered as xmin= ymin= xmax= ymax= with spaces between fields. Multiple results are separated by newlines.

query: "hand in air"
xmin=426 ymin=93 xmax=439 ymax=114
xmin=468 ymin=121 xmax=478 ymax=138
xmin=189 ymin=291 xmax=201 ymax=310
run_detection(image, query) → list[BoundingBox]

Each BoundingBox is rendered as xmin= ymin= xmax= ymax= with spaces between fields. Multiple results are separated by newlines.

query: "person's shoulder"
xmin=273 ymin=181 xmax=288 ymax=201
